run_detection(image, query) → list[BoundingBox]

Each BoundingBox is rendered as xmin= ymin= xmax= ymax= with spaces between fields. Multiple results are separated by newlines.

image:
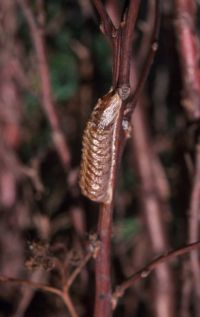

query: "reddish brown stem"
xmin=174 ymin=0 xmax=200 ymax=121
xmin=131 ymin=0 xmax=160 ymax=107
xmin=92 ymin=2 xmax=161 ymax=317
xmin=112 ymin=29 xmax=121 ymax=89
xmin=174 ymin=1 xmax=200 ymax=314
xmin=131 ymin=100 xmax=175 ymax=317
xmin=92 ymin=0 xmax=121 ymax=89
xmin=12 ymin=270 xmax=47 ymax=317
xmin=128 ymin=4 xmax=173 ymax=315
xmin=188 ymin=144 xmax=200 ymax=314
xmin=17 ymin=0 xmax=70 ymax=169
xmin=93 ymin=203 xmax=113 ymax=317
xmin=92 ymin=0 xmax=115 ymax=37
xmin=124 ymin=0 xmax=160 ymax=124
xmin=118 ymin=0 xmax=140 ymax=87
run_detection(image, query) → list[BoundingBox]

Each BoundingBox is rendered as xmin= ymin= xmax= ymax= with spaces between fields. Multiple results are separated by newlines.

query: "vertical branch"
xmin=118 ymin=0 xmax=140 ymax=87
xmin=92 ymin=1 xmax=159 ymax=316
xmin=127 ymin=2 xmax=174 ymax=316
xmin=105 ymin=0 xmax=121 ymax=89
xmin=174 ymin=0 xmax=200 ymax=121
xmin=94 ymin=204 xmax=113 ymax=317
xmin=131 ymin=101 xmax=175 ymax=317
xmin=91 ymin=2 xmax=117 ymax=317
xmin=174 ymin=0 xmax=200 ymax=315
xmin=92 ymin=1 xmax=141 ymax=316
xmin=91 ymin=0 xmax=120 ymax=88
xmin=188 ymin=144 xmax=200 ymax=314
xmin=0 ymin=3 xmax=25 ymax=289
xmin=131 ymin=0 xmax=160 ymax=108
xmin=17 ymin=0 xmax=70 ymax=169
xmin=92 ymin=0 xmax=114 ymax=37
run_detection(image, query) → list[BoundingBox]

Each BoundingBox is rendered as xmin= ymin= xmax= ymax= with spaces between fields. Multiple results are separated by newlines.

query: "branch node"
xmin=141 ymin=269 xmax=150 ymax=278
xmin=118 ymin=84 xmax=130 ymax=100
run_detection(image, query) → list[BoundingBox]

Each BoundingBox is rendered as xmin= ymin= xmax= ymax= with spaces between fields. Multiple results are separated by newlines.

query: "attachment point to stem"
xmin=111 ymin=29 xmax=118 ymax=38
xmin=118 ymin=84 xmax=130 ymax=101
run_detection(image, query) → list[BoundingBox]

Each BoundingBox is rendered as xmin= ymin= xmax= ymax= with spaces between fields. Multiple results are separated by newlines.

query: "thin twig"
xmin=90 ymin=3 xmax=121 ymax=317
xmin=0 ymin=275 xmax=62 ymax=297
xmin=180 ymin=261 xmax=193 ymax=317
xmin=17 ymin=0 xmax=70 ymax=169
xmin=12 ymin=270 xmax=47 ymax=317
xmin=112 ymin=241 xmax=200 ymax=309
xmin=0 ymin=275 xmax=78 ymax=317
xmin=128 ymin=7 xmax=173 ymax=313
xmin=112 ymin=28 xmax=121 ymax=89
xmin=92 ymin=0 xmax=120 ymax=89
xmin=61 ymin=292 xmax=79 ymax=317
xmin=64 ymin=251 xmax=92 ymax=291
xmin=92 ymin=0 xmax=115 ymax=37
xmin=131 ymin=0 xmax=160 ymax=111
xmin=118 ymin=0 xmax=140 ymax=87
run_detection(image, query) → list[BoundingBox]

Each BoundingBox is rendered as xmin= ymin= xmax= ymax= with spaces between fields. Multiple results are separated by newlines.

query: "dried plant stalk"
xmin=79 ymin=89 xmax=122 ymax=203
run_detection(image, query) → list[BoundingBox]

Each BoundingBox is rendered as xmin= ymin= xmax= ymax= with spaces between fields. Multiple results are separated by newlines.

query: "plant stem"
xmin=93 ymin=203 xmax=113 ymax=317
